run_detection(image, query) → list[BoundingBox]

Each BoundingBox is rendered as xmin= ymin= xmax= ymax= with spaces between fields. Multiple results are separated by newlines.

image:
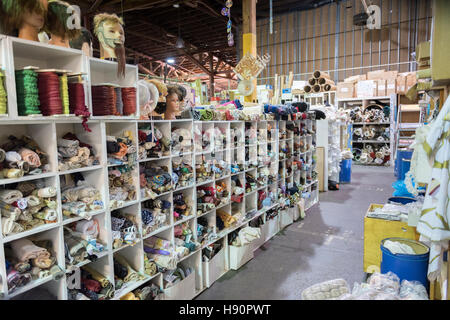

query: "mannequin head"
xmin=94 ymin=13 xmax=125 ymax=77
xmin=1 ymin=0 xmax=48 ymax=40
xmin=164 ymin=86 xmax=182 ymax=120
xmin=45 ymin=0 xmax=81 ymax=47
xmin=70 ymin=27 xmax=93 ymax=56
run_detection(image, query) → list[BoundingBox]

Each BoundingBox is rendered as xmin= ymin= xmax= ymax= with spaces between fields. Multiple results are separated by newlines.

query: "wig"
xmin=45 ymin=0 xmax=80 ymax=40
xmin=167 ymin=85 xmax=183 ymax=101
xmin=147 ymin=79 xmax=168 ymax=102
xmin=93 ymin=13 xmax=125 ymax=78
xmin=69 ymin=27 xmax=93 ymax=50
xmin=0 ymin=0 xmax=48 ymax=34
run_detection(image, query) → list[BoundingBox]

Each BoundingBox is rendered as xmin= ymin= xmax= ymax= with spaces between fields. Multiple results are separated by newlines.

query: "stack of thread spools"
xmin=91 ymin=85 xmax=136 ymax=116
xmin=304 ymin=70 xmax=336 ymax=93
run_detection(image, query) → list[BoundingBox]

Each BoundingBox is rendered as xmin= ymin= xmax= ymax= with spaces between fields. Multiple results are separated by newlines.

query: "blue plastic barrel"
xmin=380 ymin=238 xmax=429 ymax=289
xmin=388 ymin=197 xmax=417 ymax=205
xmin=339 ymin=159 xmax=352 ymax=183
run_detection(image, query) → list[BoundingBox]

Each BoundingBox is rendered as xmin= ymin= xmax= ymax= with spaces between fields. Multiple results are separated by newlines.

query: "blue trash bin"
xmin=395 ymin=150 xmax=413 ymax=179
xmin=339 ymin=159 xmax=352 ymax=183
xmin=380 ymin=238 xmax=429 ymax=289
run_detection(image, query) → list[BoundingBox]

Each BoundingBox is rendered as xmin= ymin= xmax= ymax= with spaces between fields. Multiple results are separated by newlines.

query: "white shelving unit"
xmin=337 ymin=95 xmax=397 ymax=166
xmin=0 ymin=36 xmax=319 ymax=300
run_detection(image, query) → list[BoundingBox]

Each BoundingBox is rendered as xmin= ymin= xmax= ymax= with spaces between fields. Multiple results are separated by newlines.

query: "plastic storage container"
xmin=164 ymin=272 xmax=196 ymax=300
xmin=395 ymin=150 xmax=413 ymax=179
xmin=339 ymin=159 xmax=352 ymax=183
xmin=229 ymin=244 xmax=254 ymax=270
xmin=380 ymin=238 xmax=430 ymax=289
xmin=279 ymin=209 xmax=294 ymax=230
xmin=202 ymin=248 xmax=226 ymax=288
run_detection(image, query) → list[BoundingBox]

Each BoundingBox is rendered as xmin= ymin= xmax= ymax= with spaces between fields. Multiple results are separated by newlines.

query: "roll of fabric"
xmin=120 ymin=292 xmax=139 ymax=300
xmin=114 ymin=254 xmax=140 ymax=283
xmin=36 ymin=187 xmax=57 ymax=198
xmin=199 ymin=109 xmax=214 ymax=121
xmin=17 ymin=182 xmax=37 ymax=197
xmin=144 ymin=257 xmax=158 ymax=276
xmin=82 ymin=265 xmax=110 ymax=288
xmin=0 ymin=200 xmax=22 ymax=215
xmin=0 ymin=148 xmax=5 ymax=162
xmin=81 ymin=278 xmax=101 ymax=293
xmin=0 ymin=190 xmax=24 ymax=204
xmin=5 ymin=151 xmax=21 ymax=163
xmin=18 ymin=148 xmax=41 ymax=168
xmin=74 ymin=219 xmax=99 ymax=239
xmin=57 ymin=138 xmax=79 ymax=148
xmin=14 ymin=261 xmax=31 ymax=273
xmin=2 ymin=169 xmax=24 ymax=178
xmin=31 ymin=256 xmax=53 ymax=269
xmin=144 ymin=247 xmax=171 ymax=256
xmin=99 ymin=282 xmax=115 ymax=298
xmin=11 ymin=238 xmax=50 ymax=262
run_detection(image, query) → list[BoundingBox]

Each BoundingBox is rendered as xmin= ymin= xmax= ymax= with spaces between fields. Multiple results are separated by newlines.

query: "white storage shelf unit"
xmin=337 ymin=95 xmax=397 ymax=167
xmin=0 ymin=36 xmax=319 ymax=300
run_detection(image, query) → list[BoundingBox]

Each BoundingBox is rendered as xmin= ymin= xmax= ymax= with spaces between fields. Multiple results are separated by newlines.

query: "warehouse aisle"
xmin=196 ymin=165 xmax=395 ymax=300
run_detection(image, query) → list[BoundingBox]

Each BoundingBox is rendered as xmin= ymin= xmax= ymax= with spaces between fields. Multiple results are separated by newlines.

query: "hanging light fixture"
xmin=175 ymin=3 xmax=185 ymax=48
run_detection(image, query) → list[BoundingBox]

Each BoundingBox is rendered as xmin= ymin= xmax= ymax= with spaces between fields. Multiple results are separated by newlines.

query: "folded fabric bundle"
xmin=81 ymin=278 xmax=101 ymax=293
xmin=99 ymin=282 xmax=115 ymax=299
xmin=144 ymin=256 xmax=158 ymax=276
xmin=18 ymin=148 xmax=41 ymax=168
xmin=7 ymin=269 xmax=32 ymax=292
xmin=74 ymin=219 xmax=99 ymax=239
xmin=82 ymin=265 xmax=110 ymax=288
xmin=2 ymin=217 xmax=24 ymax=235
xmin=120 ymin=292 xmax=139 ymax=300
xmin=62 ymin=202 xmax=88 ymax=218
xmin=0 ymin=148 xmax=6 ymax=162
xmin=0 ymin=199 xmax=22 ymax=215
xmin=147 ymin=253 xmax=177 ymax=270
xmin=199 ymin=109 xmax=214 ymax=121
xmin=14 ymin=261 xmax=31 ymax=273
xmin=144 ymin=247 xmax=171 ymax=256
xmin=34 ymin=187 xmax=56 ymax=198
xmin=33 ymin=207 xmax=58 ymax=221
xmin=65 ymin=234 xmax=89 ymax=257
xmin=0 ymin=189 xmax=24 ymax=204
xmin=144 ymin=237 xmax=172 ymax=251
xmin=1 ymin=168 xmax=24 ymax=178
xmin=32 ymin=256 xmax=54 ymax=269
xmin=58 ymin=145 xmax=79 ymax=158
xmin=10 ymin=238 xmax=50 ymax=262
xmin=25 ymin=195 xmax=41 ymax=207
xmin=5 ymin=151 xmax=22 ymax=163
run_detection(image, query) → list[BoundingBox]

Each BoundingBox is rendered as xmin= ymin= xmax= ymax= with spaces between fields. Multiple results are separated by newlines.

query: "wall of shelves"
xmin=0 ymin=36 xmax=319 ymax=300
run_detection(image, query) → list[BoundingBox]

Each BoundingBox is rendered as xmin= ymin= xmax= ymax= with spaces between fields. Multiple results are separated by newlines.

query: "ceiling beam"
xmin=88 ymin=0 xmax=104 ymax=13
xmin=138 ymin=64 xmax=157 ymax=76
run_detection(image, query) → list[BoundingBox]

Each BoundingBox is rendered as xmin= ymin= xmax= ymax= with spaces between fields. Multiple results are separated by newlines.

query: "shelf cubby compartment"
xmin=60 ymin=167 xmax=106 ymax=223
xmin=110 ymin=202 xmax=141 ymax=252
xmin=172 ymin=154 xmax=194 ymax=191
xmin=228 ymin=227 xmax=254 ymax=271
xmin=202 ymin=237 xmax=227 ymax=288
xmin=173 ymin=186 xmax=195 ymax=224
xmin=56 ymin=122 xmax=103 ymax=172
xmin=0 ymin=122 xmax=57 ymax=183
xmin=230 ymin=122 xmax=245 ymax=148
xmin=163 ymin=260 xmax=197 ymax=300
xmin=264 ymin=214 xmax=280 ymax=242
xmin=171 ymin=121 xmax=193 ymax=156
xmin=279 ymin=206 xmax=294 ymax=230
xmin=138 ymin=121 xmax=171 ymax=161
xmin=4 ymin=227 xmax=64 ymax=298
xmin=141 ymin=193 xmax=172 ymax=238
xmin=213 ymin=122 xmax=229 ymax=152
xmin=89 ymin=58 xmax=138 ymax=119
xmin=1 ymin=175 xmax=60 ymax=242
xmin=11 ymin=277 xmax=61 ymax=300
xmin=105 ymin=121 xmax=138 ymax=166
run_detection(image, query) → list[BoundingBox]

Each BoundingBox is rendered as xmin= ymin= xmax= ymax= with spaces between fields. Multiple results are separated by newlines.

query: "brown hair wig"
xmin=167 ymin=85 xmax=183 ymax=101
xmin=45 ymin=0 xmax=81 ymax=40
xmin=1 ymin=0 xmax=48 ymax=34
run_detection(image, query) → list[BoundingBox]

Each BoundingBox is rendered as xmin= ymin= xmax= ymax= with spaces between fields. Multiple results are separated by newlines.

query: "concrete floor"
xmin=196 ymin=165 xmax=395 ymax=300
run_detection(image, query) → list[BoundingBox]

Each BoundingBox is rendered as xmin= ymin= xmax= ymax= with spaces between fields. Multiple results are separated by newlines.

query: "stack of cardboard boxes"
xmin=336 ymin=70 xmax=417 ymax=99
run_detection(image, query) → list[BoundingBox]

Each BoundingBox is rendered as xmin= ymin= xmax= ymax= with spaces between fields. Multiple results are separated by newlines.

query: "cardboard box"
xmin=396 ymin=76 xmax=407 ymax=94
xmin=337 ymin=82 xmax=355 ymax=99
xmin=368 ymin=70 xmax=398 ymax=81
xmin=344 ymin=74 xmax=367 ymax=83
xmin=406 ymin=72 xmax=417 ymax=90
xmin=377 ymin=80 xmax=386 ymax=96
xmin=356 ymin=80 xmax=377 ymax=98
xmin=386 ymin=79 xmax=396 ymax=95
xmin=367 ymin=70 xmax=386 ymax=80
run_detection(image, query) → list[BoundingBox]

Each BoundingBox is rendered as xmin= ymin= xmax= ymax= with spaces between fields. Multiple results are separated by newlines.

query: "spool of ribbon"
xmin=68 ymin=82 xmax=91 ymax=132
xmin=38 ymin=72 xmax=63 ymax=116
xmin=15 ymin=70 xmax=41 ymax=116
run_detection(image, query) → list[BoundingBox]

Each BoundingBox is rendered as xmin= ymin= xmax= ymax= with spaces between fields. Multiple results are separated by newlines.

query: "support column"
xmin=209 ymin=53 xmax=215 ymax=99
xmin=242 ymin=0 xmax=257 ymax=102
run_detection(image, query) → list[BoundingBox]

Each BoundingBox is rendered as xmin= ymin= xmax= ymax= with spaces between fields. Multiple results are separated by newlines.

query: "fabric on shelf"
xmin=10 ymin=238 xmax=50 ymax=262
xmin=147 ymin=253 xmax=177 ymax=270
xmin=82 ymin=265 xmax=110 ymax=288
xmin=18 ymin=148 xmax=41 ymax=168
xmin=74 ymin=219 xmax=99 ymax=239
xmin=36 ymin=187 xmax=57 ymax=198
xmin=7 ymin=269 xmax=32 ymax=291
xmin=0 ymin=189 xmax=23 ymax=204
